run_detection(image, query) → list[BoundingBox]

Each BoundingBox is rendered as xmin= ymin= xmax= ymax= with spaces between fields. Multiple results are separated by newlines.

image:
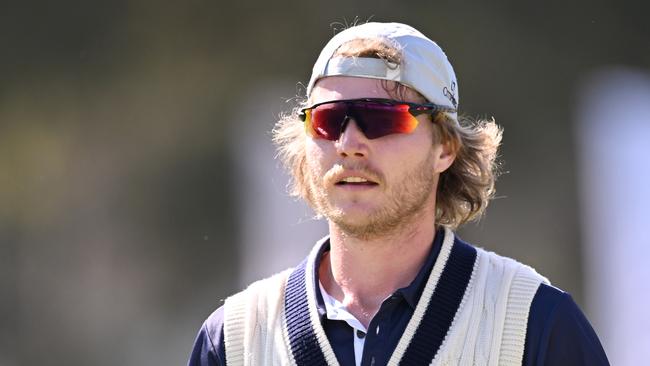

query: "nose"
xmin=336 ymin=118 xmax=369 ymax=158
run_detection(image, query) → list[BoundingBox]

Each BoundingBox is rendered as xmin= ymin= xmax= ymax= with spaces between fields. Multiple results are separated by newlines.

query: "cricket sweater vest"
xmin=223 ymin=228 xmax=549 ymax=366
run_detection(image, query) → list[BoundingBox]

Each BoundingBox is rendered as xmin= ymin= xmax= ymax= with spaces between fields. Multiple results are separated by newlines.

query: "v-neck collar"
xmin=283 ymin=228 xmax=477 ymax=365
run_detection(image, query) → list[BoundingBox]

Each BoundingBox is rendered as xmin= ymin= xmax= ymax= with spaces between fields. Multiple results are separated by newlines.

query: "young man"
xmin=188 ymin=22 xmax=609 ymax=365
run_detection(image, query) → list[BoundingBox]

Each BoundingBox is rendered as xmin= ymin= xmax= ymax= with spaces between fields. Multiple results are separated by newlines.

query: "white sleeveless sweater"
xmin=223 ymin=229 xmax=548 ymax=365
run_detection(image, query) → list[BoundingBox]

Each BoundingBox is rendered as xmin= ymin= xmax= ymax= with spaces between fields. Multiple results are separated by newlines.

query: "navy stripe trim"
xmin=399 ymin=238 xmax=477 ymax=365
xmin=284 ymin=259 xmax=329 ymax=366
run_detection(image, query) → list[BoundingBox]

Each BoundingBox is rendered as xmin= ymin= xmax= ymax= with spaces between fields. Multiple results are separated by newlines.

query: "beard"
xmin=306 ymin=152 xmax=436 ymax=240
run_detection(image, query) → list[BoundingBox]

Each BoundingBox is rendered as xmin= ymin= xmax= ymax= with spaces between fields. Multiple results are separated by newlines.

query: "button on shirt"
xmin=187 ymin=229 xmax=610 ymax=366
xmin=318 ymin=282 xmax=366 ymax=366
xmin=313 ymin=233 xmax=443 ymax=366
xmin=319 ymin=283 xmax=417 ymax=366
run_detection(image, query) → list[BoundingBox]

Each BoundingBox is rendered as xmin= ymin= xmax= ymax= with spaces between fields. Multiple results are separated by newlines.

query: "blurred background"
xmin=1 ymin=0 xmax=649 ymax=365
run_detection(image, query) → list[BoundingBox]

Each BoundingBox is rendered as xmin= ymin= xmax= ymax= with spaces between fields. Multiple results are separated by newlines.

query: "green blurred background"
xmin=1 ymin=1 xmax=648 ymax=365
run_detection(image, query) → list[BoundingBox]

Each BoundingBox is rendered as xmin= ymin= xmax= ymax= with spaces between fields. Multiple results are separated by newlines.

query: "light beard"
xmin=307 ymin=153 xmax=436 ymax=240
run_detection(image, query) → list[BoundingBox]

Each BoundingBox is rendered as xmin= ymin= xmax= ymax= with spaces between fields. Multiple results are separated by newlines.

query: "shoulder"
xmin=460 ymin=237 xmax=550 ymax=301
xmin=456 ymin=236 xmax=609 ymax=364
xmin=204 ymin=306 xmax=227 ymax=349
xmin=224 ymin=268 xmax=294 ymax=312
xmin=188 ymin=306 xmax=226 ymax=366
xmin=524 ymin=284 xmax=610 ymax=365
xmin=187 ymin=267 xmax=293 ymax=366
xmin=470 ymin=241 xmax=549 ymax=284
xmin=188 ymin=268 xmax=297 ymax=366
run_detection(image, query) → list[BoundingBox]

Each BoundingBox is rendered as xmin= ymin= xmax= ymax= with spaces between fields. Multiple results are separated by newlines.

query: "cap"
xmin=306 ymin=22 xmax=459 ymax=120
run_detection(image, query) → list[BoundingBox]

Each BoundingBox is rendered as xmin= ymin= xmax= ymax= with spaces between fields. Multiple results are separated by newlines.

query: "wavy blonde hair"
xmin=273 ymin=38 xmax=502 ymax=229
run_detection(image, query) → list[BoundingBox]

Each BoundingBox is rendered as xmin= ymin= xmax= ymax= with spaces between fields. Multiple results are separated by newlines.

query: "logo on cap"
xmin=443 ymin=81 xmax=458 ymax=109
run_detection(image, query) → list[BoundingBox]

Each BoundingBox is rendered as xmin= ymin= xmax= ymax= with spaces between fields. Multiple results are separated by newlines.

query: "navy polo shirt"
xmin=188 ymin=231 xmax=609 ymax=365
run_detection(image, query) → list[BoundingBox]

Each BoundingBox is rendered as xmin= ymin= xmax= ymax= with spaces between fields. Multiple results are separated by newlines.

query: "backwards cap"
xmin=306 ymin=22 xmax=459 ymax=120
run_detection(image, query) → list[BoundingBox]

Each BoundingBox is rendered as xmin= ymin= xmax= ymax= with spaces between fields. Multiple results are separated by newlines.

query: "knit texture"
xmin=386 ymin=227 xmax=457 ymax=365
xmin=498 ymin=266 xmax=546 ymax=364
xmin=429 ymin=244 xmax=549 ymax=366
xmin=400 ymin=241 xmax=477 ymax=364
xmin=284 ymin=260 xmax=330 ymax=365
xmin=222 ymin=229 xmax=548 ymax=366
xmin=223 ymin=268 xmax=294 ymax=366
xmin=300 ymin=240 xmax=342 ymax=366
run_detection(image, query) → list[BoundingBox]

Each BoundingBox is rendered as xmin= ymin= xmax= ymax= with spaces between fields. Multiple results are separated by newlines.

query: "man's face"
xmin=305 ymin=76 xmax=454 ymax=239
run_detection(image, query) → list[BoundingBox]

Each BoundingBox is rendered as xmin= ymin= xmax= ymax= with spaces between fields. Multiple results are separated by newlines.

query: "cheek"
xmin=383 ymin=130 xmax=434 ymax=165
xmin=305 ymin=138 xmax=331 ymax=174
xmin=305 ymin=138 xmax=322 ymax=162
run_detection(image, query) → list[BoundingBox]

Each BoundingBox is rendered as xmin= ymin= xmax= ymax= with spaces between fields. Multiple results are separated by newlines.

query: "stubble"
xmin=307 ymin=152 xmax=436 ymax=240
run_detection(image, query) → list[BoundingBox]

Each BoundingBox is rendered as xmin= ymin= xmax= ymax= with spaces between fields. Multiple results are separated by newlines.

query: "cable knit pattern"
xmin=223 ymin=230 xmax=548 ymax=366
xmin=430 ymin=249 xmax=549 ymax=366
xmin=389 ymin=230 xmax=476 ymax=365
xmin=224 ymin=269 xmax=294 ymax=366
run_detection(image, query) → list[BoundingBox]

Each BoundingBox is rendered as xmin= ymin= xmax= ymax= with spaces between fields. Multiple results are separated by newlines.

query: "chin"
xmin=326 ymin=207 xmax=397 ymax=239
xmin=330 ymin=216 xmax=398 ymax=240
xmin=327 ymin=202 xmax=378 ymax=221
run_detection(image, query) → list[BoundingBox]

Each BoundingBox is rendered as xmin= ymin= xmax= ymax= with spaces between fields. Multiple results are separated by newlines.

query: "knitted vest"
xmin=223 ymin=229 xmax=548 ymax=366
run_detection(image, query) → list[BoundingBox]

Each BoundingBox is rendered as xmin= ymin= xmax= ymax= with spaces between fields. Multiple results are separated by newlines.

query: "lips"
xmin=323 ymin=164 xmax=383 ymax=188
xmin=334 ymin=173 xmax=379 ymax=186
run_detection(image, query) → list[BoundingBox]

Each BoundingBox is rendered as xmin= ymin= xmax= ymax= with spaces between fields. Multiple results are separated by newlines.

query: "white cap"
xmin=306 ymin=22 xmax=459 ymax=119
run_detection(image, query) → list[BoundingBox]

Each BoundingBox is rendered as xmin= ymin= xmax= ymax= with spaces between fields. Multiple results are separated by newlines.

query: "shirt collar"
xmin=319 ymin=281 xmax=368 ymax=332
xmin=397 ymin=227 xmax=445 ymax=308
xmin=312 ymin=227 xmax=446 ymax=312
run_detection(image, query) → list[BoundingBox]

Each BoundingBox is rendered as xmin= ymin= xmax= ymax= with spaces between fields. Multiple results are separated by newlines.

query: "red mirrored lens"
xmin=355 ymin=102 xmax=418 ymax=139
xmin=309 ymin=102 xmax=348 ymax=140
xmin=307 ymin=101 xmax=419 ymax=141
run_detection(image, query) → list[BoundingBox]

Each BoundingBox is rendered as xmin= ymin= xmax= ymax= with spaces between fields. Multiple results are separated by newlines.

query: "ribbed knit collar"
xmin=283 ymin=227 xmax=478 ymax=366
xmin=311 ymin=228 xmax=446 ymax=313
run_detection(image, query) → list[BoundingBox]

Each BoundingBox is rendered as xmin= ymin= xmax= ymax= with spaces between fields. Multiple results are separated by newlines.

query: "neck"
xmin=319 ymin=209 xmax=438 ymax=328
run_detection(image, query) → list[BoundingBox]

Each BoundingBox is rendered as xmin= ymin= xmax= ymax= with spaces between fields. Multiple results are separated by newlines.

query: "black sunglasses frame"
xmin=298 ymin=98 xmax=456 ymax=122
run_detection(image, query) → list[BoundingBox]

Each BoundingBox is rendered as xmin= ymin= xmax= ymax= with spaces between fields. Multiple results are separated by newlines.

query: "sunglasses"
xmin=299 ymin=98 xmax=455 ymax=141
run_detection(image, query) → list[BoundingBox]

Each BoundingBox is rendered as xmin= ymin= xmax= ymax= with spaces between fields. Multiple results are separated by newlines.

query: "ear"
xmin=432 ymin=141 xmax=457 ymax=174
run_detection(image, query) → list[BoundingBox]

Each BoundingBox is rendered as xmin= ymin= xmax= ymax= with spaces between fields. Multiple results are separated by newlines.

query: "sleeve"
xmin=523 ymin=284 xmax=610 ymax=366
xmin=187 ymin=306 xmax=227 ymax=366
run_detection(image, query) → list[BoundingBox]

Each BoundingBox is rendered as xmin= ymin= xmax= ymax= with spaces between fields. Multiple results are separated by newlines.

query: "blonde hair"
xmin=273 ymin=38 xmax=503 ymax=229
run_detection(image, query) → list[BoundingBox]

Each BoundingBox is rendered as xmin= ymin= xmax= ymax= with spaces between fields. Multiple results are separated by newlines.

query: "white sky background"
xmin=576 ymin=68 xmax=650 ymax=365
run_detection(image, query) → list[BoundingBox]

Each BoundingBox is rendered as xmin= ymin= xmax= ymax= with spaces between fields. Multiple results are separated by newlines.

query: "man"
xmin=188 ymin=22 xmax=609 ymax=365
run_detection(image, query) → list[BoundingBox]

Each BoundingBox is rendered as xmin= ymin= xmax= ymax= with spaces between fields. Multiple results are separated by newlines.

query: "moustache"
xmin=322 ymin=163 xmax=384 ymax=186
